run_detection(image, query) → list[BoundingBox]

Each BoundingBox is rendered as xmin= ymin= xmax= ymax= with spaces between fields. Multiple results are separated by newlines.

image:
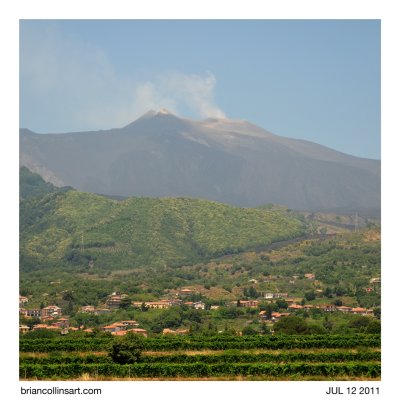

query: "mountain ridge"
xmin=20 ymin=111 xmax=380 ymax=215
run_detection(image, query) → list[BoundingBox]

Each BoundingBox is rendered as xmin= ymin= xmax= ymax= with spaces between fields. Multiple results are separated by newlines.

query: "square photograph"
xmin=19 ymin=19 xmax=380 ymax=381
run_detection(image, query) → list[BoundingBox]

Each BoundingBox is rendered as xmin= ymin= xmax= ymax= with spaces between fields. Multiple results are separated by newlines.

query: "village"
xmin=19 ymin=276 xmax=377 ymax=337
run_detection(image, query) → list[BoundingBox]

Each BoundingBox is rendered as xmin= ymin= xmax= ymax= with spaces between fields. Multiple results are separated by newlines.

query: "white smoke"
xmin=20 ymin=23 xmax=226 ymax=131
xmin=130 ymin=72 xmax=226 ymax=121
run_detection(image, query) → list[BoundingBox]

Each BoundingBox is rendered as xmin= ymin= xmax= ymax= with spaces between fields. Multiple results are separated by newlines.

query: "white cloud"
xmin=130 ymin=72 xmax=226 ymax=121
xmin=20 ymin=23 xmax=226 ymax=132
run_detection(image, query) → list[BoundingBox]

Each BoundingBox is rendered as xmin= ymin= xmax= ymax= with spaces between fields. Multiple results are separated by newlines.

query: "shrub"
xmin=108 ymin=333 xmax=144 ymax=365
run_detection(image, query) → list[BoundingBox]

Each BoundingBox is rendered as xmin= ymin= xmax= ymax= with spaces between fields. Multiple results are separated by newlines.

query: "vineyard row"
xmin=19 ymin=361 xmax=381 ymax=379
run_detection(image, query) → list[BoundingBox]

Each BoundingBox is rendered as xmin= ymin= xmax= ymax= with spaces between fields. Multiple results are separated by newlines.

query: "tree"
xmin=373 ymin=307 xmax=381 ymax=320
xmin=260 ymin=323 xmax=271 ymax=335
xmin=304 ymin=291 xmax=316 ymax=301
xmin=273 ymin=316 xmax=309 ymax=335
xmin=365 ymin=319 xmax=381 ymax=334
xmin=119 ymin=296 xmax=132 ymax=310
xmin=323 ymin=315 xmax=333 ymax=331
xmin=62 ymin=291 xmax=75 ymax=302
xmin=261 ymin=304 xmax=274 ymax=320
xmin=275 ymin=299 xmax=288 ymax=309
xmin=242 ymin=325 xmax=257 ymax=335
xmin=108 ymin=333 xmax=144 ymax=364
xmin=245 ymin=286 xmax=258 ymax=299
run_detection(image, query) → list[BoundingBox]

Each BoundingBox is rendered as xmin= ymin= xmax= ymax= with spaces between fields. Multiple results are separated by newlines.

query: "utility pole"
xmin=354 ymin=212 xmax=359 ymax=233
xmin=81 ymin=233 xmax=84 ymax=252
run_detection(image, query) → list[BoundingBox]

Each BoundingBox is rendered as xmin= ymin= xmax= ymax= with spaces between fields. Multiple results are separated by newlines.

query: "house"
xmin=19 ymin=296 xmax=28 ymax=306
xmin=102 ymin=324 xmax=122 ymax=334
xmin=238 ymin=300 xmax=259 ymax=308
xmin=284 ymin=298 xmax=299 ymax=306
xmin=95 ymin=308 xmax=111 ymax=315
xmin=259 ymin=310 xmax=267 ymax=319
xmin=273 ymin=293 xmax=288 ymax=299
xmin=179 ymin=288 xmax=195 ymax=295
xmin=106 ymin=295 xmax=122 ymax=309
xmin=80 ymin=305 xmax=96 ymax=313
xmin=323 ymin=305 xmax=336 ymax=312
xmin=32 ymin=324 xmax=56 ymax=331
xmin=52 ymin=318 xmax=70 ymax=329
xmin=102 ymin=321 xmax=141 ymax=334
xmin=145 ymin=301 xmax=171 ymax=309
xmin=336 ymin=306 xmax=352 ymax=313
xmin=288 ymin=304 xmax=304 ymax=311
xmin=264 ymin=292 xmax=288 ymax=299
xmin=41 ymin=305 xmax=62 ymax=318
xmin=19 ymin=325 xmax=30 ymax=334
xmin=162 ymin=328 xmax=189 ymax=335
xmin=351 ymin=307 xmax=373 ymax=315
xmin=193 ymin=301 xmax=206 ymax=310
xmin=304 ymin=273 xmax=315 ymax=280
xmin=303 ymin=304 xmax=315 ymax=310
xmin=41 ymin=316 xmax=55 ymax=322
xmin=120 ymin=320 xmax=139 ymax=328
xmin=132 ymin=300 xmax=171 ymax=309
xmin=370 ymin=277 xmax=381 ymax=284
xmin=271 ymin=312 xmax=290 ymax=321
xmin=169 ymin=299 xmax=183 ymax=306
xmin=112 ymin=322 xmax=128 ymax=331
xmin=113 ymin=330 xmax=129 ymax=336
xmin=20 ymin=308 xmax=41 ymax=318
xmin=129 ymin=328 xmax=148 ymax=337
xmin=365 ymin=287 xmax=374 ymax=293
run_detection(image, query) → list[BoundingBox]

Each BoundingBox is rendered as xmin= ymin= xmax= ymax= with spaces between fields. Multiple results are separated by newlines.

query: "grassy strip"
xmin=20 ymin=350 xmax=381 ymax=365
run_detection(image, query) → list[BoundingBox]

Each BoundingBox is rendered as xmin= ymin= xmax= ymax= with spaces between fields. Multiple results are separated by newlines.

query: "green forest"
xmin=20 ymin=168 xmax=306 ymax=271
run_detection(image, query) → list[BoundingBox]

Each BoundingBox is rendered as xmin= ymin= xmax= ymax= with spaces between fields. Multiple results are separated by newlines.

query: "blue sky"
xmin=20 ymin=19 xmax=380 ymax=159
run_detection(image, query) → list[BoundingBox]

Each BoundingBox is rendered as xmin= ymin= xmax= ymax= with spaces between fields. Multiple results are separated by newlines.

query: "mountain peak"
xmin=157 ymin=108 xmax=174 ymax=116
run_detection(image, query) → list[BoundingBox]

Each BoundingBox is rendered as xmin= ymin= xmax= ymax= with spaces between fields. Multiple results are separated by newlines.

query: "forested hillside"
xmin=20 ymin=168 xmax=306 ymax=271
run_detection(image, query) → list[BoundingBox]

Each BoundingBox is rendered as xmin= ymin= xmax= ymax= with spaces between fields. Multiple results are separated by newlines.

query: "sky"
xmin=20 ymin=19 xmax=381 ymax=159
xmin=5 ymin=3 xmax=400 ymax=399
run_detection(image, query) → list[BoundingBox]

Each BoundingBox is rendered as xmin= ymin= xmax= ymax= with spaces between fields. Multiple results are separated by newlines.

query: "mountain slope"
xmin=20 ymin=184 xmax=306 ymax=271
xmin=20 ymin=110 xmax=380 ymax=214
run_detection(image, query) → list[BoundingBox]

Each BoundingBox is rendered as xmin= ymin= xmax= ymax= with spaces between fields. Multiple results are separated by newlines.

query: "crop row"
xmin=19 ymin=361 xmax=381 ymax=379
xmin=19 ymin=334 xmax=381 ymax=352
xmin=20 ymin=350 xmax=381 ymax=365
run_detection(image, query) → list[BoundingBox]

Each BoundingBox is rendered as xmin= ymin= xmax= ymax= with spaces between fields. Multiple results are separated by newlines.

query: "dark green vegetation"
xmin=19 ymin=334 xmax=380 ymax=380
xmin=20 ymin=166 xmax=56 ymax=200
xmin=108 ymin=333 xmax=144 ymax=364
xmin=20 ymin=168 xmax=306 ymax=271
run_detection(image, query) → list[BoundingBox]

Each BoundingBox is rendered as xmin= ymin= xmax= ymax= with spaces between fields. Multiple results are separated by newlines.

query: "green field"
xmin=20 ymin=334 xmax=380 ymax=380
